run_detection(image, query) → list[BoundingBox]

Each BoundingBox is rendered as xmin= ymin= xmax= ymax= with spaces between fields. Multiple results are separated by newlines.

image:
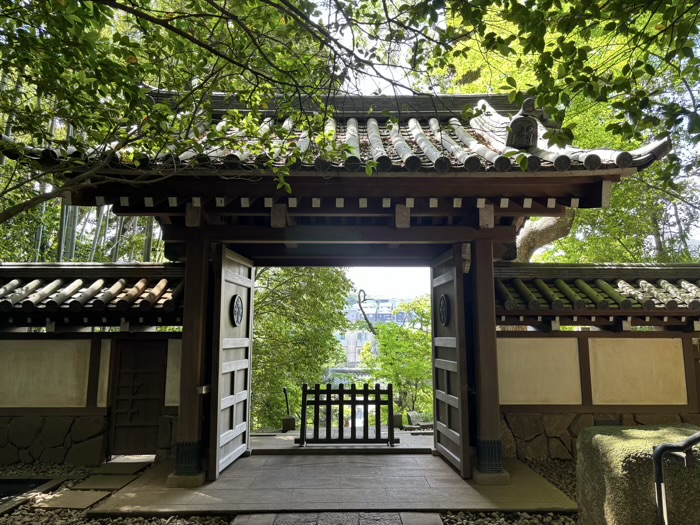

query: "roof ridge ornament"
xmin=505 ymin=98 xmax=538 ymax=149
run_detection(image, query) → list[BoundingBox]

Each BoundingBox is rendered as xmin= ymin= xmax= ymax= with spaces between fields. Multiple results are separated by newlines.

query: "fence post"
xmin=325 ymin=383 xmax=332 ymax=439
xmin=362 ymin=383 xmax=370 ymax=440
xmin=313 ymin=384 xmax=321 ymax=441
xmin=387 ymin=384 xmax=395 ymax=446
xmin=338 ymin=383 xmax=345 ymax=440
xmin=299 ymin=384 xmax=308 ymax=447
xmin=374 ymin=383 xmax=381 ymax=442
xmin=350 ymin=383 xmax=357 ymax=440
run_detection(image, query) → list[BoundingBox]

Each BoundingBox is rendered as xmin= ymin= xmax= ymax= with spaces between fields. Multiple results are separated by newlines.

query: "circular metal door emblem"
xmin=230 ymin=294 xmax=244 ymax=327
xmin=439 ymin=294 xmax=450 ymax=326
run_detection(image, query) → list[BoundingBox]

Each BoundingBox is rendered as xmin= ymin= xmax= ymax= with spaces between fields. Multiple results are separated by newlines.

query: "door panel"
xmin=109 ymin=340 xmax=166 ymax=455
xmin=431 ymin=245 xmax=471 ymax=478
xmin=209 ymin=247 xmax=254 ymax=480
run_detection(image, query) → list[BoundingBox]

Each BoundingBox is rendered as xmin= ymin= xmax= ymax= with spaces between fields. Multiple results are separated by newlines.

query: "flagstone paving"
xmin=88 ymin=455 xmax=576 ymax=515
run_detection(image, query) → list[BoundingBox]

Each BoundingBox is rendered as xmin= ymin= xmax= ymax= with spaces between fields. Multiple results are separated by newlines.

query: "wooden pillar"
xmin=471 ymin=238 xmax=506 ymax=476
xmin=169 ymin=238 xmax=209 ymax=486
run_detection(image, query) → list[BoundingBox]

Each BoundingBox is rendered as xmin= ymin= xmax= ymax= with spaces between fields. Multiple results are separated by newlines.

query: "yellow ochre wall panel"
xmin=497 ymin=338 xmax=582 ymax=405
xmin=0 ymin=340 xmax=90 ymax=407
xmin=589 ymin=338 xmax=687 ymax=405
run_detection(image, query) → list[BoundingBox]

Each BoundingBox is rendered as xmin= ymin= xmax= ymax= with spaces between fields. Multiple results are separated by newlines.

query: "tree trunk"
xmin=515 ymin=209 xmax=577 ymax=262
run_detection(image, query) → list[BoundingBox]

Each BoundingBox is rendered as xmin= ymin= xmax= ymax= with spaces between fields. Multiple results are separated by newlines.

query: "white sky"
xmin=346 ymin=267 xmax=430 ymax=299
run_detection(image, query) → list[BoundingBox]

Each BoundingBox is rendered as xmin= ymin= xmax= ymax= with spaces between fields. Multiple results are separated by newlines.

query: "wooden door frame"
xmin=107 ymin=337 xmax=167 ymax=457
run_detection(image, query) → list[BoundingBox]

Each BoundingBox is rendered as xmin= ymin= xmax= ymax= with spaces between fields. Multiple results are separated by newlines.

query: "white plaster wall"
xmin=590 ymin=338 xmax=687 ymax=405
xmin=0 ymin=340 xmax=91 ymax=407
xmin=497 ymin=338 xmax=582 ymax=405
xmin=165 ymin=339 xmax=181 ymax=406
xmin=97 ymin=340 xmax=111 ymax=407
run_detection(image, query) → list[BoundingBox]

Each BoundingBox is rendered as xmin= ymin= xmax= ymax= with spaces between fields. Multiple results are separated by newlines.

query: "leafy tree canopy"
xmin=361 ymin=295 xmax=433 ymax=416
xmin=251 ymin=266 xmax=352 ymax=430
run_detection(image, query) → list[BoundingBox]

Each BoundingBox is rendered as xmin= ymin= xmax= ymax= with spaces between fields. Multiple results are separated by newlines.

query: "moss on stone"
xmin=577 ymin=424 xmax=700 ymax=525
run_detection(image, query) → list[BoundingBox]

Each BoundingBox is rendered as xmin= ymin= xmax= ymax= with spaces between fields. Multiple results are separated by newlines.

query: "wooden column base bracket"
xmin=476 ymin=438 xmax=507 ymax=476
xmin=172 ymin=441 xmax=203 ymax=477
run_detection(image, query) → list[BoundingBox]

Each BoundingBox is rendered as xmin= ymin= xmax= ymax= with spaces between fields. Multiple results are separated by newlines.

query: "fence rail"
xmin=295 ymin=383 xmax=398 ymax=446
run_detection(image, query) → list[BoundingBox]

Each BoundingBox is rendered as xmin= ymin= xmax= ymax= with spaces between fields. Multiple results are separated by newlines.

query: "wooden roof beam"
xmin=161 ymin=224 xmax=516 ymax=244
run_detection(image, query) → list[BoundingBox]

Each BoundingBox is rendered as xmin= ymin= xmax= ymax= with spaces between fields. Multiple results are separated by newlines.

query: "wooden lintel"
xmin=162 ymin=224 xmax=516 ymax=244
xmin=395 ymin=204 xmax=411 ymax=229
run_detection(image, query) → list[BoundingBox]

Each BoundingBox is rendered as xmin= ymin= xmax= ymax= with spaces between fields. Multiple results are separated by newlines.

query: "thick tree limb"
xmin=515 ymin=209 xmax=576 ymax=262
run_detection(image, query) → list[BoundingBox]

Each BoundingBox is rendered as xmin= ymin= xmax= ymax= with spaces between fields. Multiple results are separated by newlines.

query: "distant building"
xmin=335 ymin=297 xmax=415 ymax=368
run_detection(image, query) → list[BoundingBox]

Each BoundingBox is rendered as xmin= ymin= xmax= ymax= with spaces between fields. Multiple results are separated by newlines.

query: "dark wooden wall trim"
xmin=0 ymin=332 xmax=182 ymax=341
xmin=497 ymin=331 xmax=700 ymax=339
xmin=0 ymin=408 xmax=108 ymax=416
xmin=86 ymin=339 xmax=101 ymax=408
xmin=578 ymin=337 xmax=593 ymax=406
xmin=501 ymin=404 xmax=695 ymax=414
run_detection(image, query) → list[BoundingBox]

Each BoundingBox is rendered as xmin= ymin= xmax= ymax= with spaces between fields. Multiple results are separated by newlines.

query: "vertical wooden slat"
xmin=313 ymin=384 xmax=320 ymax=441
xmin=374 ymin=383 xmax=381 ymax=440
xmin=387 ymin=384 xmax=395 ymax=446
xmin=300 ymin=384 xmax=308 ymax=446
xmin=363 ymin=383 xmax=370 ymax=440
xmin=350 ymin=383 xmax=357 ymax=440
xmin=338 ymin=383 xmax=345 ymax=440
xmin=325 ymin=383 xmax=332 ymax=439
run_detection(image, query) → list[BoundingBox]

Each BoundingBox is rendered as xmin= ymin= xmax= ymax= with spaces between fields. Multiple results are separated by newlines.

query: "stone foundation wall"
xmin=500 ymin=412 xmax=700 ymax=460
xmin=0 ymin=415 xmax=107 ymax=467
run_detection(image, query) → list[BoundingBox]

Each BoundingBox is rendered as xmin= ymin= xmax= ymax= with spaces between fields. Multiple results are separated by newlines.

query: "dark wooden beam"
xmin=161 ymin=224 xmax=516 ymax=244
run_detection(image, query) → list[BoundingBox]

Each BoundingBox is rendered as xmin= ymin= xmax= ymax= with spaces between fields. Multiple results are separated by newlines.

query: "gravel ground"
xmin=440 ymin=459 xmax=578 ymax=525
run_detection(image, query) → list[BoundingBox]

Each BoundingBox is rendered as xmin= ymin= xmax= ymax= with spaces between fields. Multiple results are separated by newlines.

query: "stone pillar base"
xmin=167 ymin=471 xmax=206 ymax=488
xmin=472 ymin=468 xmax=511 ymax=486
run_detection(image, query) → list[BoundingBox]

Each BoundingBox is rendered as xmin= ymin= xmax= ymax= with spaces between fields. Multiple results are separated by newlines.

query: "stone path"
xmin=33 ymin=458 xmax=151 ymax=510
xmin=233 ymin=512 xmax=442 ymax=525
xmin=89 ymin=455 xmax=575 ymax=515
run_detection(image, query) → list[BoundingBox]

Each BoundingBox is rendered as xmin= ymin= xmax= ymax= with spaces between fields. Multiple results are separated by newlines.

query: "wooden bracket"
xmin=185 ymin=202 xmax=203 ymax=228
xmin=479 ymin=204 xmax=494 ymax=228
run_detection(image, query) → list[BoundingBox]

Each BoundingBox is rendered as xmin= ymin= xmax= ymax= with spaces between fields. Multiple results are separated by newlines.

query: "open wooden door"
xmin=431 ymin=245 xmax=471 ymax=478
xmin=208 ymin=246 xmax=254 ymax=480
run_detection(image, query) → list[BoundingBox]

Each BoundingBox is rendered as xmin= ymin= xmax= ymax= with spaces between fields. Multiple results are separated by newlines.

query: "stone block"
xmin=594 ymin=413 xmax=621 ymax=425
xmin=9 ymin=416 xmax=44 ymax=448
xmin=39 ymin=446 xmax=67 ymax=464
xmin=681 ymin=414 xmax=700 ymax=426
xmin=560 ymin=432 xmax=572 ymax=453
xmin=569 ymin=414 xmax=594 ymax=436
xmin=635 ymin=413 xmax=682 ymax=426
xmin=577 ymin=424 xmax=700 ymax=525
xmin=29 ymin=440 xmax=44 ymax=460
xmin=621 ymin=414 xmax=636 ymax=426
xmin=0 ymin=444 xmax=18 ymax=465
xmin=71 ymin=416 xmax=107 ymax=443
xmin=548 ymin=437 xmax=572 ymax=460
xmin=515 ymin=433 xmax=548 ymax=459
xmin=41 ymin=417 xmax=74 ymax=448
xmin=65 ymin=435 xmax=105 ymax=466
xmin=500 ymin=417 xmax=516 ymax=458
xmin=542 ymin=414 xmax=575 ymax=437
xmin=506 ymin=414 xmax=544 ymax=441
xmin=18 ymin=449 xmax=33 ymax=464
xmin=0 ymin=426 xmax=8 ymax=447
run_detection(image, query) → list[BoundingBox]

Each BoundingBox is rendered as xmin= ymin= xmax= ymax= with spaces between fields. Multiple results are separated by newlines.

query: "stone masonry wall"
xmin=500 ymin=412 xmax=700 ymax=461
xmin=0 ymin=415 xmax=107 ymax=467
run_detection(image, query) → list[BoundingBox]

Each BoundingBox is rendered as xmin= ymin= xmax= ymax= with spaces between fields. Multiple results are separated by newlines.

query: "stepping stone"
xmin=399 ymin=513 xmax=443 ymax=525
xmin=233 ymin=515 xmax=277 ymax=525
xmin=91 ymin=462 xmax=151 ymax=475
xmin=72 ymin=475 xmax=138 ymax=491
xmin=34 ymin=490 xmax=111 ymax=509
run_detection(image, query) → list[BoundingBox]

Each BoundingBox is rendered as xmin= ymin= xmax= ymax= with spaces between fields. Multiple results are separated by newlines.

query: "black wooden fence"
xmin=295 ymin=383 xmax=399 ymax=446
